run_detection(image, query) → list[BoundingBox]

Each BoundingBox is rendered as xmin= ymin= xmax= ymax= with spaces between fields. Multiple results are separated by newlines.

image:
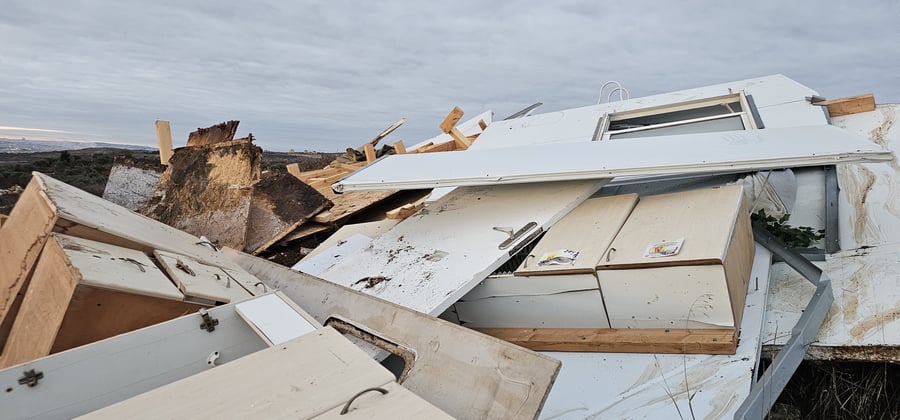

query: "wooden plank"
xmin=439 ymin=106 xmax=464 ymax=133
xmin=154 ymin=251 xmax=254 ymax=303
xmin=312 ymin=190 xmax=399 ymax=224
xmin=0 ymin=236 xmax=78 ymax=368
xmin=223 ymin=249 xmax=563 ymax=420
xmin=393 ymin=140 xmax=406 ymax=154
xmin=515 ymin=193 xmax=638 ymax=276
xmin=336 ymin=162 xmax=367 ymax=172
xmin=367 ymin=118 xmax=406 ymax=146
xmin=363 ymin=143 xmax=376 ymax=163
xmin=234 ymin=292 xmax=318 ymax=345
xmin=80 ymin=327 xmax=396 ymax=419
xmin=155 ymin=120 xmax=173 ymax=165
xmin=818 ymin=93 xmax=876 ymax=117
xmin=385 ymin=202 xmax=424 ymax=220
xmin=414 ymin=141 xmax=457 ymax=154
xmin=298 ymin=166 xmax=345 ymax=181
xmin=478 ymin=119 xmax=487 ymax=130
xmin=0 ymin=176 xmax=58 ymax=347
xmin=449 ymin=127 xmax=472 ymax=149
xmin=476 ymin=327 xmax=737 ymax=354
xmin=276 ymin=222 xmax=333 ymax=245
xmin=597 ymin=185 xmax=744 ymax=269
xmin=316 ymin=382 xmax=453 ymax=419
xmin=285 ymin=163 xmax=301 ymax=179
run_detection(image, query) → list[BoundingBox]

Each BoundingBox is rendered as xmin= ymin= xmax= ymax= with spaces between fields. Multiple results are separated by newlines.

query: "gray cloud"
xmin=1 ymin=0 xmax=898 ymax=151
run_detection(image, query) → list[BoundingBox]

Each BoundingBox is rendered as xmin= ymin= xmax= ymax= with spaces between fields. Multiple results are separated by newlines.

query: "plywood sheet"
xmin=319 ymin=180 xmax=605 ymax=316
xmin=54 ymin=234 xmax=183 ymax=300
xmin=154 ymin=251 xmax=253 ymax=303
xmin=598 ymin=185 xmax=743 ymax=268
xmin=81 ymin=328 xmax=395 ymax=419
xmin=234 ymin=292 xmax=318 ymax=345
xmin=334 ymin=125 xmax=893 ymax=192
xmin=313 ymin=190 xmax=400 ymax=223
xmin=224 ymin=248 xmax=562 ymax=420
xmin=516 ymin=193 xmax=638 ymax=275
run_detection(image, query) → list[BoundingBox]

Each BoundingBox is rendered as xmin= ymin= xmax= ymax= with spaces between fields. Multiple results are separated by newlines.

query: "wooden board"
xmin=316 ymin=381 xmax=453 ymax=419
xmin=234 ymin=292 xmax=318 ymax=345
xmin=244 ymin=172 xmax=331 ymax=254
xmin=319 ymin=180 xmax=606 ymax=316
xmin=80 ymin=327 xmax=396 ymax=419
xmin=312 ymin=190 xmax=399 ymax=224
xmin=155 ymin=251 xmax=254 ymax=303
xmin=54 ymin=234 xmax=183 ymax=300
xmin=515 ymin=193 xmax=638 ymax=276
xmin=0 ymin=176 xmax=58 ymax=345
xmin=819 ymin=93 xmax=876 ymax=117
xmin=276 ymin=222 xmax=333 ymax=245
xmin=224 ymin=248 xmax=562 ymax=420
xmin=597 ymin=185 xmax=743 ymax=269
xmin=0 ymin=236 xmax=78 ymax=368
xmin=155 ymin=120 xmax=173 ymax=165
xmin=477 ymin=327 xmax=737 ymax=354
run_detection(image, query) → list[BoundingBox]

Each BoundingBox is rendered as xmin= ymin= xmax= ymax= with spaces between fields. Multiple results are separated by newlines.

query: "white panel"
xmin=470 ymin=105 xmax=603 ymax=150
xmin=293 ymin=233 xmax=374 ymax=276
xmin=756 ymin=100 xmax=829 ymax=128
xmin=0 ymin=301 xmax=268 ymax=420
xmin=334 ymin=125 xmax=893 ymax=192
xmin=235 ymin=293 xmax=318 ymax=345
xmin=302 ymin=219 xmax=399 ymax=260
xmin=832 ymin=104 xmax=900 ymax=249
xmin=539 ymin=245 xmax=772 ymax=419
xmin=319 ymin=180 xmax=605 ymax=315
xmin=155 ymin=251 xmax=253 ymax=303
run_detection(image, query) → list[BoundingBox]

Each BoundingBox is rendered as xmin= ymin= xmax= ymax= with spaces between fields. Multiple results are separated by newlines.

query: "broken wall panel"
xmin=185 ymin=120 xmax=240 ymax=147
xmin=142 ymin=140 xmax=262 ymax=249
xmin=101 ymin=156 xmax=164 ymax=211
xmin=244 ymin=173 xmax=332 ymax=254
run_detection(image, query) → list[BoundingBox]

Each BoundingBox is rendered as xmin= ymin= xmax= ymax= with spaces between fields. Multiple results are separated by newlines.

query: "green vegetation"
xmin=751 ymin=209 xmax=825 ymax=248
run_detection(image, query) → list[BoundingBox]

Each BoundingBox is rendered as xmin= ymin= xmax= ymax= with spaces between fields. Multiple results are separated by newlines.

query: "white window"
xmin=597 ymin=93 xmax=759 ymax=140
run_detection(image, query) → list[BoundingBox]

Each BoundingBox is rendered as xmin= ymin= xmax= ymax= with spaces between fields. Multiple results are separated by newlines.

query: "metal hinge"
xmin=493 ymin=222 xmax=538 ymax=250
xmin=18 ymin=369 xmax=43 ymax=387
xmin=199 ymin=309 xmax=219 ymax=332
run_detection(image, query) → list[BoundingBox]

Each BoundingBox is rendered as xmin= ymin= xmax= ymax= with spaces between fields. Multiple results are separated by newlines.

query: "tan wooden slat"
xmin=476 ymin=327 xmax=737 ymax=354
xmin=818 ymin=93 xmax=876 ymax=117
xmin=155 ymin=120 xmax=174 ymax=165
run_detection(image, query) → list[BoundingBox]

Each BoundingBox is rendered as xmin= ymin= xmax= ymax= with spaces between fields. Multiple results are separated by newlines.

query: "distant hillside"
xmin=0 ymin=138 xmax=155 ymax=153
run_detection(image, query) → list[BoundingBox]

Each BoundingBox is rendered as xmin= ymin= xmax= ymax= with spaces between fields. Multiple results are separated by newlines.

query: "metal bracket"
xmin=18 ymin=369 xmax=43 ymax=387
xmin=493 ymin=222 xmax=538 ymax=250
xmin=199 ymin=309 xmax=219 ymax=332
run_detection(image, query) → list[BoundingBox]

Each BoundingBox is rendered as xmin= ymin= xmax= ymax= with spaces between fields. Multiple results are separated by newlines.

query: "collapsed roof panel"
xmin=333 ymin=125 xmax=893 ymax=192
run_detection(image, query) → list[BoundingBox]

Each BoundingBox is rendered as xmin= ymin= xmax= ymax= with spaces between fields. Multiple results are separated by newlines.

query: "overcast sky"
xmin=1 ymin=1 xmax=898 ymax=151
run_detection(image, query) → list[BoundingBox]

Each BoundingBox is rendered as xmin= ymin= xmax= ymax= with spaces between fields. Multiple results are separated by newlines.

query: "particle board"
xmin=515 ymin=193 xmax=638 ymax=276
xmin=312 ymin=190 xmax=400 ymax=224
xmin=319 ymin=179 xmax=606 ymax=316
xmin=80 ymin=327 xmax=397 ymax=419
xmin=154 ymin=251 xmax=254 ymax=303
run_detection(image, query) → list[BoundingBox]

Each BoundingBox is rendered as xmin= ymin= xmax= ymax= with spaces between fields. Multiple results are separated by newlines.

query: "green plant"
xmin=751 ymin=209 xmax=825 ymax=248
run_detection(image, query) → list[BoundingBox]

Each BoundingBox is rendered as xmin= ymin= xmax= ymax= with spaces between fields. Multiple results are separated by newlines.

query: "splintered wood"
xmin=186 ymin=120 xmax=240 ymax=147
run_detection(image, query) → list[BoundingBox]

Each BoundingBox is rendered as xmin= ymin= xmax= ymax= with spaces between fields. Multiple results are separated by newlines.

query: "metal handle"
xmin=340 ymin=387 xmax=389 ymax=414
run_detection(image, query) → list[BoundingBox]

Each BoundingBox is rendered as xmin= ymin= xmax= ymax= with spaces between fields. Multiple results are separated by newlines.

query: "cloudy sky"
xmin=1 ymin=1 xmax=898 ymax=151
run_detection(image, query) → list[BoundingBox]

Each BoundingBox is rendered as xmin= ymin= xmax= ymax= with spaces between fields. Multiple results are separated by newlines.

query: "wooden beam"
xmin=439 ymin=107 xmax=464 ymax=133
xmin=363 ymin=143 xmax=376 ymax=163
xmin=286 ymin=163 xmax=302 ymax=179
xmin=386 ymin=202 xmax=424 ymax=220
xmin=448 ymin=127 xmax=472 ymax=149
xmin=817 ymin=93 xmax=876 ymax=117
xmin=478 ymin=119 xmax=488 ymax=130
xmin=367 ymin=118 xmax=407 ymax=147
xmin=155 ymin=120 xmax=174 ymax=165
xmin=475 ymin=327 xmax=738 ymax=355
xmin=415 ymin=141 xmax=457 ymax=154
xmin=393 ymin=140 xmax=407 ymax=155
